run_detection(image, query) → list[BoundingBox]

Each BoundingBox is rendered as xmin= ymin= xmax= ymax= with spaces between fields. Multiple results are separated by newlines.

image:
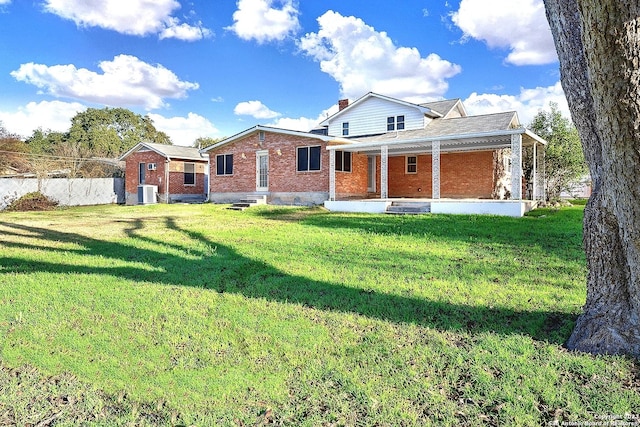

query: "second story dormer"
xmin=318 ymin=92 xmax=467 ymax=138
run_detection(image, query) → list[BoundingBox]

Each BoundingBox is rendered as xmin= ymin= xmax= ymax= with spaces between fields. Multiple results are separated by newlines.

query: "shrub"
xmin=4 ymin=192 xmax=59 ymax=212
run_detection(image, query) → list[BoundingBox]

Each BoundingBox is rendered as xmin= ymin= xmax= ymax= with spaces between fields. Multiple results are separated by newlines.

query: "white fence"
xmin=0 ymin=178 xmax=125 ymax=210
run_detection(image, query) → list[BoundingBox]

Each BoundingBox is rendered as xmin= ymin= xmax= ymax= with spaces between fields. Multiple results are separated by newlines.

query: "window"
xmin=216 ymin=154 xmax=233 ymax=176
xmin=258 ymin=131 xmax=265 ymax=142
xmin=297 ymin=146 xmax=321 ymax=172
xmin=342 ymin=122 xmax=349 ymax=136
xmin=406 ymin=156 xmax=417 ymax=174
xmin=147 ymin=163 xmax=157 ymax=171
xmin=387 ymin=115 xmax=405 ymax=131
xmin=335 ymin=150 xmax=352 ymax=172
xmin=387 ymin=116 xmax=395 ymax=131
xmin=184 ymin=162 xmax=195 ymax=185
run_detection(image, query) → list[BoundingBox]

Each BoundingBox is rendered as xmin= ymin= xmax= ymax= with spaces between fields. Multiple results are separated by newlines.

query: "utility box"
xmin=137 ymin=185 xmax=158 ymax=204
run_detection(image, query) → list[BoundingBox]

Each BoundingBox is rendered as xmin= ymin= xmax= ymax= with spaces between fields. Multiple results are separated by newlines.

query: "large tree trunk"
xmin=544 ymin=0 xmax=640 ymax=355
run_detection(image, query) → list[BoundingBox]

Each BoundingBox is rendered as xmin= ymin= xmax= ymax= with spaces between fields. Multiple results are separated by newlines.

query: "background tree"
xmin=527 ymin=102 xmax=587 ymax=200
xmin=193 ymin=136 xmax=224 ymax=149
xmin=0 ymin=122 xmax=29 ymax=174
xmin=544 ymin=0 xmax=640 ymax=355
xmin=68 ymin=107 xmax=171 ymax=158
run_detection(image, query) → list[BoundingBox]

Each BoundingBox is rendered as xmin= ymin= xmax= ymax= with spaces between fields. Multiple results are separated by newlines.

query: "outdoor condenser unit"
xmin=137 ymin=185 xmax=158 ymax=204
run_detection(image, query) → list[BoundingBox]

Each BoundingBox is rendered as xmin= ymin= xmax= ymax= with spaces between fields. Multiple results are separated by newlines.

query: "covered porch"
xmin=325 ymin=128 xmax=546 ymax=217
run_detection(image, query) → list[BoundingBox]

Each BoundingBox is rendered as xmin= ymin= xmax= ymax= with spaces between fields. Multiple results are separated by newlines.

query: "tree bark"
xmin=544 ymin=0 xmax=640 ymax=355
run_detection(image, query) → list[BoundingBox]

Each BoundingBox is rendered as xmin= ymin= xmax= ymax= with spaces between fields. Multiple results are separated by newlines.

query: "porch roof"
xmin=326 ymin=112 xmax=547 ymax=155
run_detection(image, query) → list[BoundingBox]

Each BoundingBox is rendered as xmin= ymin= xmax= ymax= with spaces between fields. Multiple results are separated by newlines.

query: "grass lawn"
xmin=0 ymin=203 xmax=638 ymax=425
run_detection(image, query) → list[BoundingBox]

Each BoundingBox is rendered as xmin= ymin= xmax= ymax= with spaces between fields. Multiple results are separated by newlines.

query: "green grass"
xmin=0 ymin=203 xmax=638 ymax=426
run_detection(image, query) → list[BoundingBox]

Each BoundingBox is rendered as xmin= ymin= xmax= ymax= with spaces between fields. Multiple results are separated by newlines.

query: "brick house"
xmin=203 ymin=93 xmax=546 ymax=216
xmin=120 ymin=142 xmax=209 ymax=205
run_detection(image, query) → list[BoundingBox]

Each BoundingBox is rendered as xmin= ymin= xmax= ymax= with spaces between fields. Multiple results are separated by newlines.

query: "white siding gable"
xmin=327 ymin=97 xmax=427 ymax=137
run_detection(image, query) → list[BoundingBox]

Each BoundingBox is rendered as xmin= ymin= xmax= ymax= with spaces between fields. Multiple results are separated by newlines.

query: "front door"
xmin=256 ymin=150 xmax=268 ymax=191
xmin=367 ymin=156 xmax=376 ymax=192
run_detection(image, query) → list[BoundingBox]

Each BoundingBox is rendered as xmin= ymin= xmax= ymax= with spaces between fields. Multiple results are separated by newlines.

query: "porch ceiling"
xmin=328 ymin=129 xmax=543 ymax=156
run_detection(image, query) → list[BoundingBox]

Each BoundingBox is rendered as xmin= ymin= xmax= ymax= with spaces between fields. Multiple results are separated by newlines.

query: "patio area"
xmin=324 ymin=198 xmax=538 ymax=217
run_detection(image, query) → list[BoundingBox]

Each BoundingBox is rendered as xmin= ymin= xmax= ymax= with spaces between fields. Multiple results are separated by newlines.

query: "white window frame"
xmin=184 ymin=162 xmax=196 ymax=186
xmin=297 ymin=146 xmax=322 ymax=172
xmin=335 ymin=150 xmax=352 ymax=173
xmin=216 ymin=154 xmax=234 ymax=176
xmin=406 ymin=156 xmax=417 ymax=174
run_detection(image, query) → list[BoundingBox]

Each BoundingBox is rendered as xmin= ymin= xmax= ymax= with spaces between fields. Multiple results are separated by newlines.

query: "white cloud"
xmin=159 ymin=18 xmax=213 ymax=41
xmin=299 ymin=11 xmax=461 ymax=102
xmin=0 ymin=0 xmax=11 ymax=5
xmin=268 ymin=104 xmax=339 ymax=132
xmin=451 ymin=0 xmax=556 ymax=65
xmin=147 ymin=112 xmax=219 ymax=147
xmin=11 ymin=55 xmax=199 ymax=110
xmin=0 ymin=100 xmax=86 ymax=138
xmin=43 ymin=0 xmax=212 ymax=41
xmin=464 ymin=81 xmax=569 ymax=125
xmin=234 ymin=100 xmax=281 ymax=119
xmin=226 ymin=0 xmax=300 ymax=43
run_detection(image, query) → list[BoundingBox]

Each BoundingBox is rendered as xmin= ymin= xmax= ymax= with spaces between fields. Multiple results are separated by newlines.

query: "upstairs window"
xmin=184 ymin=162 xmax=195 ymax=185
xmin=387 ymin=115 xmax=405 ymax=131
xmin=216 ymin=154 xmax=233 ymax=176
xmin=406 ymin=156 xmax=417 ymax=174
xmin=335 ymin=150 xmax=352 ymax=172
xmin=297 ymin=146 xmax=321 ymax=172
xmin=342 ymin=122 xmax=349 ymax=136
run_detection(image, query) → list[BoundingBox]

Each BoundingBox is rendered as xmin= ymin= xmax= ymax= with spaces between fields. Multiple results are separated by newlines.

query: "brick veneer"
xmin=209 ymin=132 xmax=333 ymax=194
xmin=207 ymin=130 xmax=506 ymax=203
xmin=383 ymin=151 xmax=499 ymax=199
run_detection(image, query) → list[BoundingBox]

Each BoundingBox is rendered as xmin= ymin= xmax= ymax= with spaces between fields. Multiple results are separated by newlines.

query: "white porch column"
xmin=380 ymin=145 xmax=388 ymax=199
xmin=532 ymin=141 xmax=537 ymax=200
xmin=329 ymin=149 xmax=336 ymax=201
xmin=432 ymin=140 xmax=441 ymax=199
xmin=537 ymin=142 xmax=546 ymax=200
xmin=511 ymin=133 xmax=523 ymax=200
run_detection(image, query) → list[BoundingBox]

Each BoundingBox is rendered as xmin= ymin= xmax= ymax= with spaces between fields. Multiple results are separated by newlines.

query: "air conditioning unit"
xmin=137 ymin=185 xmax=158 ymax=204
xmin=148 ymin=163 xmax=157 ymax=171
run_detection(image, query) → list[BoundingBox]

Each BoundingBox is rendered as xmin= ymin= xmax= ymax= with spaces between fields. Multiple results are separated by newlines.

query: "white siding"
xmin=328 ymin=97 xmax=426 ymax=137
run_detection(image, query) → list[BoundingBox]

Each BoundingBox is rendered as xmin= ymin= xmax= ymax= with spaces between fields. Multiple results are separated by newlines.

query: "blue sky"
xmin=0 ymin=0 xmax=567 ymax=146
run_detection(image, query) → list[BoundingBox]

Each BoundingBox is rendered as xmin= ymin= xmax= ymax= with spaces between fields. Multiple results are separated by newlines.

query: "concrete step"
xmin=386 ymin=202 xmax=431 ymax=214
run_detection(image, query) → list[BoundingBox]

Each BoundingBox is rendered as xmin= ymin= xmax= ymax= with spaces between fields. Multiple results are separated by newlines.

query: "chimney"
xmin=338 ymin=99 xmax=349 ymax=111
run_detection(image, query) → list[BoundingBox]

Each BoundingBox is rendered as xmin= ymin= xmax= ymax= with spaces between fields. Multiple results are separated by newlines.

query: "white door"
xmin=367 ymin=156 xmax=376 ymax=192
xmin=256 ymin=150 xmax=269 ymax=191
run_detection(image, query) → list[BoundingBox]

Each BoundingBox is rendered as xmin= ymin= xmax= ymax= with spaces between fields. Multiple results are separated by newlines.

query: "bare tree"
xmin=544 ymin=0 xmax=640 ymax=355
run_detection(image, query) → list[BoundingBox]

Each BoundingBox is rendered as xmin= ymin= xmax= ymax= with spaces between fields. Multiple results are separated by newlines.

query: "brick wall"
xmin=335 ymin=152 xmax=368 ymax=197
xmin=209 ymin=132 xmax=333 ymax=194
xmin=385 ymin=151 xmax=496 ymax=198
xmin=441 ymin=151 xmax=495 ymax=198
xmin=168 ymin=161 xmax=206 ymax=196
xmin=207 ymin=131 xmax=502 ymax=202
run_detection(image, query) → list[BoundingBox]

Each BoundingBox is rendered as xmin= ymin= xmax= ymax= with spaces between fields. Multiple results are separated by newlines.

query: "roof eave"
xmin=326 ymin=128 xmax=541 ymax=151
xmin=202 ymin=125 xmax=353 ymax=153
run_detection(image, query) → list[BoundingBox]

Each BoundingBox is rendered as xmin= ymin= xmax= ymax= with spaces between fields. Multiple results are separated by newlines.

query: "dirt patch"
xmin=3 ymin=192 xmax=59 ymax=212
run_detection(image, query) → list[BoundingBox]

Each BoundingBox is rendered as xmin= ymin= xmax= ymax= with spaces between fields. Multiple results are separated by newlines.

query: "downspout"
xmin=205 ymin=153 xmax=211 ymax=202
xmin=165 ymin=158 xmax=170 ymax=203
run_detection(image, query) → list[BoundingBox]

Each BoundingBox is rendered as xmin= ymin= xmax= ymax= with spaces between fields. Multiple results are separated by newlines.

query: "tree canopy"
xmin=527 ymin=102 xmax=587 ymax=200
xmin=68 ymin=108 xmax=171 ymax=158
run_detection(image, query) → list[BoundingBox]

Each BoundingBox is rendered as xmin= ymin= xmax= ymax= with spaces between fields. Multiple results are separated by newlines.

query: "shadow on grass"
xmin=0 ymin=219 xmax=576 ymax=344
